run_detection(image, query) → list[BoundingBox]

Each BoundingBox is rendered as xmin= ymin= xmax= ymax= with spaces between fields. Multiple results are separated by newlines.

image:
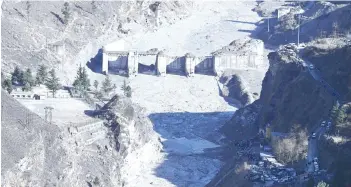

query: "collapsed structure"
xmin=101 ymin=39 xmax=265 ymax=77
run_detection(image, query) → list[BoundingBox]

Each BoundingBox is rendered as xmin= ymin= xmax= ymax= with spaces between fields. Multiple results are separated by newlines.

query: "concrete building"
xmin=10 ymin=85 xmax=70 ymax=99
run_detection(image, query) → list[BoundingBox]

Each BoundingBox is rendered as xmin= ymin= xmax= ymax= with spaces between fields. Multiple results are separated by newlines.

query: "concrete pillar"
xmin=213 ymin=55 xmax=222 ymax=76
xmin=127 ymin=51 xmax=139 ymax=77
xmin=155 ymin=8 xmax=160 ymax=27
xmin=185 ymin=53 xmax=196 ymax=77
xmin=156 ymin=52 xmax=167 ymax=76
xmin=102 ymin=48 xmax=108 ymax=74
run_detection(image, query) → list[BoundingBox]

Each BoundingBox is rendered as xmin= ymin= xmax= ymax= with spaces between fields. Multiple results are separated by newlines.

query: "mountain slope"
xmin=1 ymin=1 xmax=195 ymax=84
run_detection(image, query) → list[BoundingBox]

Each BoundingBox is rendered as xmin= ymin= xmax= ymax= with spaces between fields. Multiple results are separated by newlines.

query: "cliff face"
xmin=1 ymin=90 xmax=67 ymax=186
xmin=225 ymin=41 xmax=351 ymax=135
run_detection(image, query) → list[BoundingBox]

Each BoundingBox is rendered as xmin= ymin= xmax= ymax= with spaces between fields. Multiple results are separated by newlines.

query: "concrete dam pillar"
xmin=185 ymin=53 xmax=196 ymax=77
xmin=155 ymin=7 xmax=160 ymax=27
xmin=102 ymin=47 xmax=109 ymax=74
xmin=156 ymin=52 xmax=167 ymax=76
xmin=213 ymin=55 xmax=222 ymax=76
xmin=127 ymin=51 xmax=139 ymax=77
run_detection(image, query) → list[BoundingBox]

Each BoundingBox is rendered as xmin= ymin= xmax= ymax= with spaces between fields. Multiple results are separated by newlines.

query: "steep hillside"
xmin=1 ymin=90 xmax=161 ymax=186
xmin=1 ymin=90 xmax=66 ymax=186
xmin=257 ymin=2 xmax=351 ymax=46
xmin=226 ymin=41 xmax=351 ymax=134
xmin=1 ymin=1 xmax=195 ymax=84
xmin=216 ymin=40 xmax=351 ymax=186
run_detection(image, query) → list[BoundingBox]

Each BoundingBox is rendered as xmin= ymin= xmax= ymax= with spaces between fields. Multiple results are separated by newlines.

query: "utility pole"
xmin=44 ymin=106 xmax=54 ymax=124
xmin=267 ymin=17 xmax=270 ymax=33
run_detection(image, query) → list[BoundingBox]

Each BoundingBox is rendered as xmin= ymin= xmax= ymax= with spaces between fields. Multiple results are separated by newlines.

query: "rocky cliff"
xmin=224 ymin=40 xmax=351 ymax=136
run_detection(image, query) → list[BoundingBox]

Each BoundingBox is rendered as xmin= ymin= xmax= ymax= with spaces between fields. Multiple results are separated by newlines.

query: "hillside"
xmin=1 ymin=90 xmax=66 ymax=186
xmin=1 ymin=1 xmax=195 ymax=84
xmin=217 ymin=40 xmax=351 ymax=186
xmin=1 ymin=90 xmax=161 ymax=186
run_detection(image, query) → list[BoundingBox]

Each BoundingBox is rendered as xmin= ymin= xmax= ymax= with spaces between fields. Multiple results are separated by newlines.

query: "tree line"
xmin=1 ymin=65 xmax=61 ymax=97
xmin=2 ymin=64 xmax=133 ymax=99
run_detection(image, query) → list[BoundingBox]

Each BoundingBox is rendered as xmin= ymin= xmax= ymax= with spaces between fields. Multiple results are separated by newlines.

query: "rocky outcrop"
xmin=219 ymin=72 xmax=253 ymax=107
xmin=1 ymin=91 xmax=161 ymax=186
xmin=224 ymin=42 xmax=351 ymax=137
xmin=97 ymin=94 xmax=161 ymax=156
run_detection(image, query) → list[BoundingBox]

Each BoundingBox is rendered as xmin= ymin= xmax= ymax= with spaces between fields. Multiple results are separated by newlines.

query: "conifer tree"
xmin=45 ymin=69 xmax=61 ymax=97
xmin=36 ymin=65 xmax=48 ymax=86
xmin=22 ymin=68 xmax=34 ymax=91
xmin=62 ymin=2 xmax=70 ymax=24
xmin=11 ymin=66 xmax=24 ymax=85
xmin=93 ymin=80 xmax=99 ymax=90
xmin=73 ymin=65 xmax=91 ymax=92
xmin=101 ymin=75 xmax=113 ymax=94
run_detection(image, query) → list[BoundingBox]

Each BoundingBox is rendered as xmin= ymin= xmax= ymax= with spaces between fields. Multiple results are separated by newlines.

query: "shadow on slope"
xmin=148 ymin=111 xmax=236 ymax=186
xmin=86 ymin=48 xmax=103 ymax=74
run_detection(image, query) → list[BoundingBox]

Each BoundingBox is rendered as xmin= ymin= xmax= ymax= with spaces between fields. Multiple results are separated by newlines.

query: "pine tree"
xmin=22 ymin=68 xmax=34 ymax=91
xmin=121 ymin=80 xmax=132 ymax=97
xmin=1 ymin=73 xmax=13 ymax=94
xmin=331 ymin=102 xmax=340 ymax=121
xmin=62 ymin=2 xmax=70 ymax=24
xmin=1 ymin=72 xmax=5 ymax=88
xmin=101 ymin=75 xmax=113 ymax=94
xmin=125 ymin=85 xmax=132 ymax=98
xmin=91 ymin=1 xmax=97 ymax=11
xmin=11 ymin=66 xmax=24 ymax=85
xmin=93 ymin=80 xmax=99 ymax=90
xmin=4 ymin=79 xmax=13 ymax=94
xmin=45 ymin=69 xmax=61 ymax=97
xmin=36 ymin=65 xmax=48 ymax=86
xmin=73 ymin=65 xmax=91 ymax=92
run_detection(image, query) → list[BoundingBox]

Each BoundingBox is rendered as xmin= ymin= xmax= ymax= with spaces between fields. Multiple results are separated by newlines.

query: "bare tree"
xmin=272 ymin=126 xmax=308 ymax=164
